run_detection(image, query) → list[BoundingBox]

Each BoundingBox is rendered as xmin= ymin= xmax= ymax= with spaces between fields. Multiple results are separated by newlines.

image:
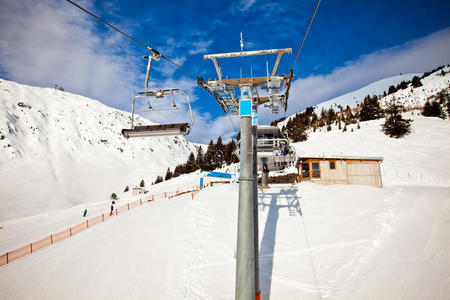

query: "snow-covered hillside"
xmin=0 ymin=78 xmax=197 ymax=221
xmin=315 ymin=73 xmax=418 ymax=111
xmin=280 ymin=66 xmax=450 ymax=128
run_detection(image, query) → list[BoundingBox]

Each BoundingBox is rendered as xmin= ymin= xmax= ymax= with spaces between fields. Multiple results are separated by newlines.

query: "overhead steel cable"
xmin=65 ymin=0 xmax=202 ymax=79
xmin=291 ymin=0 xmax=322 ymax=70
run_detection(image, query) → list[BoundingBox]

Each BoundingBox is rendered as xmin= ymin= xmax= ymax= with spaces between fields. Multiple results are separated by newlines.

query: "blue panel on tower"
xmin=239 ymin=100 xmax=252 ymax=116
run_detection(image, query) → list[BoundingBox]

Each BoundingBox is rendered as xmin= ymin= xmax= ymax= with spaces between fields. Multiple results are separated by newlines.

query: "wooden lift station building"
xmin=298 ymin=156 xmax=383 ymax=188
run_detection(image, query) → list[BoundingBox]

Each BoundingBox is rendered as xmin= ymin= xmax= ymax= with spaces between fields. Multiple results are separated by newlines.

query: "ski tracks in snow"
xmin=328 ymin=188 xmax=401 ymax=299
xmin=183 ymin=196 xmax=216 ymax=299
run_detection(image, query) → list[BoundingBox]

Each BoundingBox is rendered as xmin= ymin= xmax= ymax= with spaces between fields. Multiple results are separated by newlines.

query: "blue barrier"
xmin=204 ymin=171 xmax=233 ymax=179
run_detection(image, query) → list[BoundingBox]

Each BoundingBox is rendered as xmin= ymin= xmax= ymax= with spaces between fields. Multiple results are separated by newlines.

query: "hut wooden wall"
xmin=300 ymin=159 xmax=382 ymax=188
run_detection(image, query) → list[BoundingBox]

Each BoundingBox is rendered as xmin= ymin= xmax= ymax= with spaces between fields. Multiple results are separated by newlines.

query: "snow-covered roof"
xmin=298 ymin=155 xmax=383 ymax=162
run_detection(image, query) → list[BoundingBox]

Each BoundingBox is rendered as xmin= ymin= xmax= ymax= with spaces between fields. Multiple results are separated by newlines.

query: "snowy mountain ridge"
xmin=0 ymin=78 xmax=197 ymax=220
xmin=279 ymin=66 xmax=450 ymax=127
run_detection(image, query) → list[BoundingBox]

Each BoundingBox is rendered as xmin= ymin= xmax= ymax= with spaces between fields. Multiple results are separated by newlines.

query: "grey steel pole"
xmin=236 ymin=86 xmax=255 ymax=300
xmin=252 ymin=104 xmax=260 ymax=298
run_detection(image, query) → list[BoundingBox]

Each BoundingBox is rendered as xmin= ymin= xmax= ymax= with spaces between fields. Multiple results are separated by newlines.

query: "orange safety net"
xmin=7 ymin=244 xmax=31 ymax=263
xmin=88 ymin=215 xmax=103 ymax=227
xmin=0 ymin=253 xmax=7 ymax=266
xmin=53 ymin=228 xmax=71 ymax=243
xmin=32 ymin=236 xmax=52 ymax=252
xmin=71 ymin=222 xmax=87 ymax=236
xmin=1 ymin=187 xmax=200 ymax=266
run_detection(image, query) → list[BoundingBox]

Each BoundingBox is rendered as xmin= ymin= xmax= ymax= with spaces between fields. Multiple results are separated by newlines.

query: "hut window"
xmin=312 ymin=162 xmax=320 ymax=178
xmin=330 ymin=161 xmax=336 ymax=169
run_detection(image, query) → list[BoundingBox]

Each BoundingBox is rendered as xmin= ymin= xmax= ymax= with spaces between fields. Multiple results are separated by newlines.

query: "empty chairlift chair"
xmin=121 ymin=52 xmax=194 ymax=138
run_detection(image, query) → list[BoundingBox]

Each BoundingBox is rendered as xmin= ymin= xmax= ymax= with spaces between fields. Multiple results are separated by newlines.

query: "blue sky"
xmin=1 ymin=0 xmax=450 ymax=143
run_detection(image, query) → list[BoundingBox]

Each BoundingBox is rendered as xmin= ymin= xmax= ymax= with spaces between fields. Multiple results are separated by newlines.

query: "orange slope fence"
xmin=0 ymin=186 xmax=200 ymax=267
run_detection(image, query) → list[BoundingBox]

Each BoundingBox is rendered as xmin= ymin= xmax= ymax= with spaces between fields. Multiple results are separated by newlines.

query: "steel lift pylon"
xmin=199 ymin=47 xmax=292 ymax=300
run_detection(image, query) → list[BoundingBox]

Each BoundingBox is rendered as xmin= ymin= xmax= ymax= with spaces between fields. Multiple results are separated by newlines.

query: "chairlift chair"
xmin=121 ymin=53 xmax=194 ymax=138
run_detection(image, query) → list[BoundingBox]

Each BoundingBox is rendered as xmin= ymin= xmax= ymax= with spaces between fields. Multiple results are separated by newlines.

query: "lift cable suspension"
xmin=290 ymin=0 xmax=322 ymax=71
xmin=65 ymin=0 xmax=202 ymax=80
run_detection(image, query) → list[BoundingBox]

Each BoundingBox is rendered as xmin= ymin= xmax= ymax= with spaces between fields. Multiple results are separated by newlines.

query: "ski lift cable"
xmin=290 ymin=0 xmax=322 ymax=71
xmin=226 ymin=111 xmax=238 ymax=131
xmin=65 ymin=0 xmax=202 ymax=80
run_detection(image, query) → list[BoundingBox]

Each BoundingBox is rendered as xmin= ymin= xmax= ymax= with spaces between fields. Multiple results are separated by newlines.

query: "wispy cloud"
xmin=188 ymin=40 xmax=214 ymax=55
xmin=231 ymin=0 xmax=257 ymax=14
xmin=0 ymin=0 xmax=141 ymax=109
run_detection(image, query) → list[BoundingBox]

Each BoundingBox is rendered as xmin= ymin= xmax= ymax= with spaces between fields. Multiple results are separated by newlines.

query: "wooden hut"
xmin=297 ymin=156 xmax=383 ymax=188
xmin=132 ymin=187 xmax=146 ymax=195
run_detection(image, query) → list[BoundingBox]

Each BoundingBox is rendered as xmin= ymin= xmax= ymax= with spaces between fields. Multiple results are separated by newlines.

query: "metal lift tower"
xmin=200 ymin=47 xmax=292 ymax=300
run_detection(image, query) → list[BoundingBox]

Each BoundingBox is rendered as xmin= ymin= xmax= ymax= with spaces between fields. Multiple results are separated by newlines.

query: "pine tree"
xmin=411 ymin=76 xmax=423 ymax=88
xmin=381 ymin=99 xmax=412 ymax=138
xmin=388 ymin=85 xmax=397 ymax=95
xmin=196 ymin=146 xmax=204 ymax=170
xmin=164 ymin=168 xmax=173 ymax=181
xmin=140 ymin=179 xmax=145 ymax=187
xmin=173 ymin=164 xmax=183 ymax=177
xmin=111 ymin=193 xmax=117 ymax=200
xmin=398 ymin=81 xmax=408 ymax=90
xmin=124 ymin=185 xmax=129 ymax=192
xmin=154 ymin=176 xmax=163 ymax=184
xmin=213 ymin=136 xmax=226 ymax=168
xmin=360 ymin=95 xmax=382 ymax=121
xmin=204 ymin=140 xmax=216 ymax=171
xmin=185 ymin=152 xmax=196 ymax=173
xmin=422 ymin=100 xmax=445 ymax=118
xmin=224 ymin=140 xmax=238 ymax=165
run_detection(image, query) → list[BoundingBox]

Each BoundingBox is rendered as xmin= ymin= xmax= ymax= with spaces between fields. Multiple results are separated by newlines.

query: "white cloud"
xmin=231 ymin=0 xmax=257 ymax=14
xmin=0 ymin=0 xmax=141 ymax=109
xmin=188 ymin=40 xmax=214 ymax=55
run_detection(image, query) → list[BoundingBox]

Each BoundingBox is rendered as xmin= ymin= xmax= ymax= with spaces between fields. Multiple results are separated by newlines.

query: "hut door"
xmin=301 ymin=162 xmax=310 ymax=179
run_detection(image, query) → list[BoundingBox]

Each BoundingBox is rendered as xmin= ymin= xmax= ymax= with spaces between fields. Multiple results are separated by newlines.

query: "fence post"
xmin=164 ymin=192 xmax=167 ymax=198
xmin=51 ymin=234 xmax=53 ymax=244
xmin=152 ymin=195 xmax=154 ymax=201
xmin=116 ymin=208 xmax=118 ymax=216
xmin=70 ymin=227 xmax=72 ymax=237
xmin=127 ymin=203 xmax=130 ymax=210
xmin=30 ymin=243 xmax=33 ymax=254
xmin=87 ymin=220 xmax=89 ymax=228
xmin=6 ymin=252 xmax=8 ymax=264
xmin=102 ymin=213 xmax=104 ymax=222
xmin=140 ymin=199 xmax=142 ymax=205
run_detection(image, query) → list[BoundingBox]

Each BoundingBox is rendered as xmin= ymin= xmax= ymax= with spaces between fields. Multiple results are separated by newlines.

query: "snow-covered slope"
xmin=279 ymin=66 xmax=450 ymax=128
xmin=315 ymin=73 xmax=418 ymax=111
xmin=0 ymin=78 xmax=197 ymax=221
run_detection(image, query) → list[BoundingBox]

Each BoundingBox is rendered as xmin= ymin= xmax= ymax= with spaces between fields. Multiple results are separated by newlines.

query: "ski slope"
xmin=0 ymin=182 xmax=448 ymax=299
